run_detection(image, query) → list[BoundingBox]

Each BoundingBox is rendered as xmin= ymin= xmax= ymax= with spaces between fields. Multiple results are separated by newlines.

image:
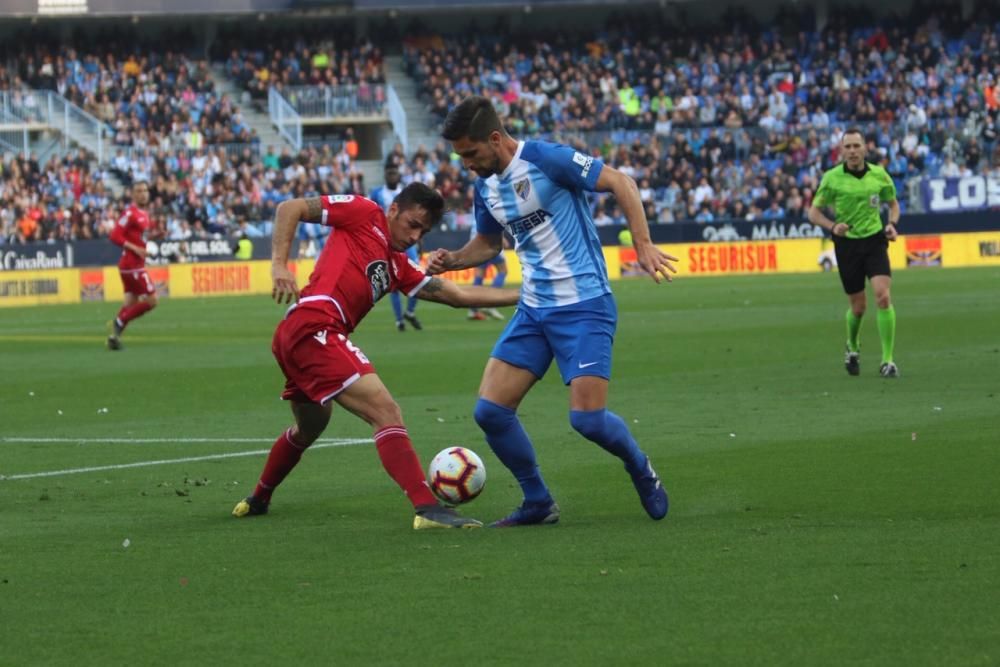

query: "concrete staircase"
xmin=384 ymin=55 xmax=444 ymax=157
xmin=210 ymin=65 xmax=294 ymax=153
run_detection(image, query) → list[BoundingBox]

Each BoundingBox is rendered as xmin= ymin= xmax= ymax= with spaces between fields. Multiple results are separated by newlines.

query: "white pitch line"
xmin=0 ymin=438 xmax=373 ymax=481
xmin=2 ymin=437 xmax=373 ymax=444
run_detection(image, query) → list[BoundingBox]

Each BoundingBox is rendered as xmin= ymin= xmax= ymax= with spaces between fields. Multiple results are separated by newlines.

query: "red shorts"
xmin=271 ymin=315 xmax=375 ymax=404
xmin=119 ymin=268 xmax=156 ymax=296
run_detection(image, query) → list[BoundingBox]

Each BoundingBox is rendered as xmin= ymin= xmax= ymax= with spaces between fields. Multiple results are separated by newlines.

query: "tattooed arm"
xmin=270 ymin=197 xmax=323 ymax=304
xmin=416 ymin=276 xmax=520 ymax=308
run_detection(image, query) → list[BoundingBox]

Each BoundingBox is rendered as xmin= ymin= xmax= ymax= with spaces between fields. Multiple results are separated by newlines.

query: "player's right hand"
xmin=424 ymin=249 xmax=452 ymax=275
xmin=271 ymin=264 xmax=299 ymax=304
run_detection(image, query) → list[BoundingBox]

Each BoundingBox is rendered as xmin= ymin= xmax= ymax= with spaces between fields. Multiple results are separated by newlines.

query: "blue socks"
xmin=475 ymin=399 xmax=648 ymax=503
xmin=491 ymin=271 xmax=506 ymax=288
xmin=390 ymin=291 xmax=403 ymax=321
xmin=390 ymin=292 xmax=417 ymax=320
xmin=472 ymin=273 xmax=485 ymax=287
xmin=473 ymin=398 xmax=551 ymax=503
xmin=569 ymin=409 xmax=646 ymax=473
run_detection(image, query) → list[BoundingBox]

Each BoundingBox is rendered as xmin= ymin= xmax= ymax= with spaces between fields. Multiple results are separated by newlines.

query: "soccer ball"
xmin=427 ymin=447 xmax=486 ymax=505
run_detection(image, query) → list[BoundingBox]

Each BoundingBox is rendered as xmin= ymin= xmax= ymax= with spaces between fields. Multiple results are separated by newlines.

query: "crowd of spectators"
xmin=5 ymin=35 xmax=257 ymax=151
xmin=0 ymin=150 xmax=116 ymax=244
xmin=401 ymin=4 xmax=1000 ymax=223
xmin=217 ymin=27 xmax=386 ymax=104
xmin=0 ymin=139 xmax=365 ymax=245
xmin=5 ymin=4 xmax=1000 ymax=243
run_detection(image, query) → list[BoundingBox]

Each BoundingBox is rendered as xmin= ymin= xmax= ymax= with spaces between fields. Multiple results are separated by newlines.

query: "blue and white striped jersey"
xmin=474 ymin=140 xmax=610 ymax=308
xmin=370 ymin=183 xmax=403 ymax=213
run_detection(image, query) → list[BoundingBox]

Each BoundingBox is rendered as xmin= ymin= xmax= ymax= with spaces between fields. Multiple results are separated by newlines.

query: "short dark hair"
xmin=394 ymin=182 xmax=444 ymax=227
xmin=842 ymin=127 xmax=866 ymax=142
xmin=442 ymin=95 xmax=503 ymax=142
xmin=132 ymin=180 xmax=149 ymax=189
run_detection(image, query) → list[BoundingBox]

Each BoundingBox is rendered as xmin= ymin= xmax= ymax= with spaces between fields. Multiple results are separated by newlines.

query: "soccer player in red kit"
xmin=107 ymin=181 xmax=157 ymax=350
xmin=233 ymin=183 xmax=520 ymax=529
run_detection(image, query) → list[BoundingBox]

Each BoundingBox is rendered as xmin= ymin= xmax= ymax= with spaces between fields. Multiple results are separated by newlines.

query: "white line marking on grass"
xmin=0 ymin=438 xmax=372 ymax=480
xmin=2 ymin=437 xmax=369 ymax=444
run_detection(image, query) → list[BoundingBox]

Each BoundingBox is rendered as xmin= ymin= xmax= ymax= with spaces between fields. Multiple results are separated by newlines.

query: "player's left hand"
xmin=636 ymin=242 xmax=679 ymax=284
xmin=271 ymin=264 xmax=299 ymax=304
xmin=885 ymin=223 xmax=898 ymax=242
xmin=424 ymin=249 xmax=453 ymax=275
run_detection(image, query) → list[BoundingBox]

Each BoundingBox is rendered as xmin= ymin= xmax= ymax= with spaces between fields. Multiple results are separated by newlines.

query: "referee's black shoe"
xmin=844 ymin=347 xmax=860 ymax=376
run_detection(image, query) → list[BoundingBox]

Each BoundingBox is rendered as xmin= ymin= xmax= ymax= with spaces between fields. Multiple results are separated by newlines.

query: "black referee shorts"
xmin=833 ymin=232 xmax=891 ymax=294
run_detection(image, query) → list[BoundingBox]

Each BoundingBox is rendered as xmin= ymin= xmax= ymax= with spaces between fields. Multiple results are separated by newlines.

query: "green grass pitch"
xmin=2 ymin=268 xmax=998 ymax=666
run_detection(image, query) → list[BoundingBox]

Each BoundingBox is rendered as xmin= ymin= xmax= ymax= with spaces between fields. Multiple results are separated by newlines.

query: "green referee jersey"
xmin=813 ymin=162 xmax=896 ymax=239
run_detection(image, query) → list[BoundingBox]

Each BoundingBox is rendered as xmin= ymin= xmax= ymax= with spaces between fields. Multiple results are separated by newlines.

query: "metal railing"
xmin=268 ymin=87 xmax=302 ymax=151
xmin=385 ymin=84 xmax=408 ymax=156
xmin=1 ymin=89 xmax=109 ymax=163
xmin=0 ymin=105 xmax=30 ymax=156
xmin=279 ymin=84 xmax=388 ymax=118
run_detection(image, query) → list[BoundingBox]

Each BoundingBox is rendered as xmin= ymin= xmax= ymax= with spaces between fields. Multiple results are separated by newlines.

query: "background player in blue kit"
xmin=372 ymin=165 xmax=422 ymax=332
xmin=467 ymin=226 xmax=509 ymax=321
xmin=427 ymin=95 xmax=679 ymax=527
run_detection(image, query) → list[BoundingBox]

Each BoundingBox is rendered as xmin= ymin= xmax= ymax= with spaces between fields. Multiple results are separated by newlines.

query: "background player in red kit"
xmin=107 ymin=180 xmax=157 ymax=350
xmin=233 ymin=183 xmax=520 ymax=529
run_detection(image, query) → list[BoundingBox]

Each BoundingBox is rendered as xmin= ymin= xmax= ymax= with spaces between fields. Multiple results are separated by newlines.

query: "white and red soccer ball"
xmin=427 ymin=447 xmax=486 ymax=505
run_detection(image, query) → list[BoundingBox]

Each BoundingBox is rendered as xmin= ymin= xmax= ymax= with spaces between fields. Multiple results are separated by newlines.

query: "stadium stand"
xmin=2 ymin=2 xmax=1000 ymax=237
xmin=399 ymin=5 xmax=1000 ymax=223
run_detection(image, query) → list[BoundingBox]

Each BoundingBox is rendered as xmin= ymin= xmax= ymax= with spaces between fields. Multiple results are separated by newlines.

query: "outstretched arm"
xmin=425 ymin=233 xmax=502 ymax=275
xmin=595 ymin=165 xmax=678 ymax=283
xmin=415 ymin=276 xmax=519 ymax=308
xmin=271 ymin=197 xmax=323 ymax=303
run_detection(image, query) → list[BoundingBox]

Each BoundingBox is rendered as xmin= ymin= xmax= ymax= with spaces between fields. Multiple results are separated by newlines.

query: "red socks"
xmin=116 ymin=301 xmax=154 ymax=331
xmin=374 ymin=426 xmax=438 ymax=507
xmin=252 ymin=425 xmax=438 ymax=509
xmin=254 ymin=428 xmax=308 ymax=502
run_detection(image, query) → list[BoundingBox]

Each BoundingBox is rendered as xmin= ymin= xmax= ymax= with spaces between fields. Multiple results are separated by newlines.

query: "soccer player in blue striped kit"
xmin=427 ymin=96 xmax=679 ymax=526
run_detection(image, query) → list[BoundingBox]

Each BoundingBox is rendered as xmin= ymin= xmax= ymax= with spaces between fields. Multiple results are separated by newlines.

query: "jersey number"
xmin=337 ymin=334 xmax=370 ymax=364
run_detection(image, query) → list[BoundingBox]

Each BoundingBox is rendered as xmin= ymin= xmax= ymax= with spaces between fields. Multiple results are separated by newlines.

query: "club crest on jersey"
xmin=513 ymin=178 xmax=531 ymax=201
xmin=366 ymin=260 xmax=391 ymax=302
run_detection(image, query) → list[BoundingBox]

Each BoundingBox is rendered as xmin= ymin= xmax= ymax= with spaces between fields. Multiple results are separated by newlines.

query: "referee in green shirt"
xmin=808 ymin=128 xmax=900 ymax=378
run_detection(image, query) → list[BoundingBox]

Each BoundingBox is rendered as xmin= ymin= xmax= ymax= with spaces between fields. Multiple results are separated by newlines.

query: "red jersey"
xmin=109 ymin=204 xmax=151 ymax=271
xmin=291 ymin=195 xmax=429 ymax=333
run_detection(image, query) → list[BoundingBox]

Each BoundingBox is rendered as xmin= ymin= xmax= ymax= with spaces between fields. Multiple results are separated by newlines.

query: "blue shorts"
xmin=491 ymin=293 xmax=617 ymax=384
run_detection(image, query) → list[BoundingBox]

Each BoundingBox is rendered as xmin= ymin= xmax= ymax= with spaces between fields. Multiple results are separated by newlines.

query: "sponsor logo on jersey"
xmin=507 ymin=209 xmax=552 ymax=238
xmin=327 ymin=195 xmax=355 ymax=204
xmin=514 ymin=178 xmax=531 ymax=201
xmin=366 ymin=260 xmax=391 ymax=302
xmin=869 ymin=194 xmax=880 ymax=207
